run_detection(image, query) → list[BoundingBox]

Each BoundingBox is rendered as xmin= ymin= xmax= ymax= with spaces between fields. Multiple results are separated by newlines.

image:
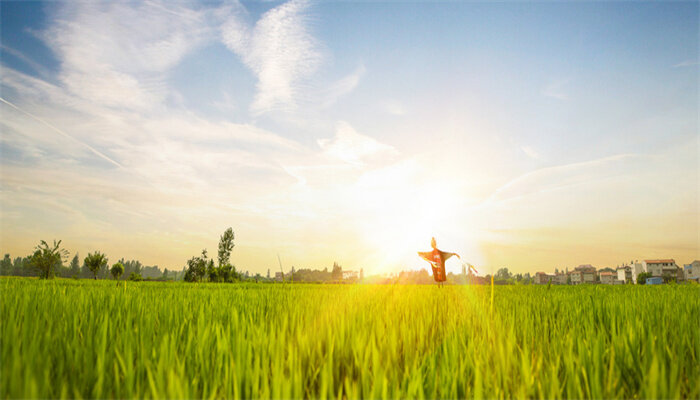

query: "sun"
xmin=348 ymin=172 xmax=484 ymax=275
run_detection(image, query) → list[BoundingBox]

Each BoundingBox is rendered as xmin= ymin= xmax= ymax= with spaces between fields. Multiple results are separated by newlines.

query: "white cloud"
xmin=521 ymin=145 xmax=541 ymax=160
xmin=43 ymin=1 xmax=214 ymax=110
xmin=221 ymin=0 xmax=323 ymax=115
xmin=541 ymin=79 xmax=569 ymax=100
xmin=486 ymin=153 xmax=648 ymax=204
xmin=320 ymin=64 xmax=366 ymax=108
xmin=317 ymin=121 xmax=398 ymax=166
xmin=379 ymin=100 xmax=407 ymax=116
xmin=673 ymin=59 xmax=699 ymax=68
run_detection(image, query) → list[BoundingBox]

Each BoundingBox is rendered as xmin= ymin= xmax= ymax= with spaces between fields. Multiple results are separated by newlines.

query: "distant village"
xmin=533 ymin=259 xmax=699 ymax=285
xmin=267 ymin=259 xmax=700 ymax=286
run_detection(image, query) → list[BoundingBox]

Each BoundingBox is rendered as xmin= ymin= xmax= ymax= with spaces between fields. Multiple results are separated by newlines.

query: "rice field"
xmin=1 ymin=277 xmax=698 ymax=399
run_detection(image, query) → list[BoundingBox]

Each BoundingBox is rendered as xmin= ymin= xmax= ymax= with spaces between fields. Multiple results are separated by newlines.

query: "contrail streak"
xmin=0 ymin=97 xmax=124 ymax=169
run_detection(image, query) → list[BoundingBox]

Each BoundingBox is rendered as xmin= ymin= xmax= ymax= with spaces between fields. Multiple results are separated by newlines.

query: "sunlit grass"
xmin=1 ymin=278 xmax=698 ymax=399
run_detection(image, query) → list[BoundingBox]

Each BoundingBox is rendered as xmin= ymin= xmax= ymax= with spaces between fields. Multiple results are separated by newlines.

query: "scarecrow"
xmin=418 ymin=237 xmax=462 ymax=287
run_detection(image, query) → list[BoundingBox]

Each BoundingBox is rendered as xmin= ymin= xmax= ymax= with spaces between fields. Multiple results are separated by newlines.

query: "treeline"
xmin=362 ymin=268 xmax=537 ymax=285
xmin=1 ymin=240 xmax=174 ymax=281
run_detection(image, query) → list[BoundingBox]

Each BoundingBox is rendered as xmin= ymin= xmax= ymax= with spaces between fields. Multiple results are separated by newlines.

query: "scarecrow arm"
xmin=441 ymin=252 xmax=460 ymax=261
xmin=417 ymin=251 xmax=435 ymax=264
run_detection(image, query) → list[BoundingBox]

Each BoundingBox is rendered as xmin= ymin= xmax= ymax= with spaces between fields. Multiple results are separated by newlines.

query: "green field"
xmin=1 ymin=278 xmax=698 ymax=399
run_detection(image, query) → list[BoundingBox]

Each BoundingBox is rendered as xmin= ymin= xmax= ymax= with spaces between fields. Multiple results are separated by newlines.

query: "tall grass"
xmin=1 ymin=277 xmax=698 ymax=399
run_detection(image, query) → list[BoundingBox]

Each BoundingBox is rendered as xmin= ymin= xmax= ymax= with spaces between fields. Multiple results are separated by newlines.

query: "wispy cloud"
xmin=320 ymin=64 xmax=366 ymax=108
xmin=673 ymin=59 xmax=699 ymax=68
xmin=520 ymin=145 xmax=541 ymax=160
xmin=0 ymin=97 xmax=123 ymax=169
xmin=487 ymin=153 xmax=647 ymax=203
xmin=541 ymin=79 xmax=569 ymax=100
xmin=42 ymin=1 xmax=213 ymax=110
xmin=379 ymin=99 xmax=406 ymax=116
xmin=0 ymin=45 xmax=51 ymax=79
xmin=318 ymin=121 xmax=398 ymax=166
xmin=221 ymin=0 xmax=323 ymax=115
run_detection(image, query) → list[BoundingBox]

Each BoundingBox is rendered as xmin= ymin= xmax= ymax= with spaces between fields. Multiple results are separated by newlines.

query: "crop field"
xmin=1 ymin=278 xmax=699 ymax=399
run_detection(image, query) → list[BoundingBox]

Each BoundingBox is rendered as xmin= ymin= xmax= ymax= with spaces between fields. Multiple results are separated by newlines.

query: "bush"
xmin=128 ymin=272 xmax=142 ymax=282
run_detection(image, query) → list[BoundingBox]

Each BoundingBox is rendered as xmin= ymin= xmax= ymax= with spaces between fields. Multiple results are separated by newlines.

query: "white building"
xmin=630 ymin=262 xmax=646 ymax=284
xmin=684 ymin=261 xmax=700 ymax=282
xmin=342 ymin=270 xmax=359 ymax=280
xmin=616 ymin=265 xmax=632 ymax=283
xmin=570 ymin=271 xmax=583 ymax=285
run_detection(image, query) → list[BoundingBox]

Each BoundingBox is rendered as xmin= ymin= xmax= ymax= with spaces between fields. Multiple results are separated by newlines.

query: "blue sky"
xmin=1 ymin=1 xmax=697 ymax=273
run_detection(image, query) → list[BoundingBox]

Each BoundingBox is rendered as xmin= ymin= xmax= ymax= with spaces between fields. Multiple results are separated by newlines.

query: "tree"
xmin=1 ymin=254 xmax=12 ymax=275
xmin=206 ymin=258 xmax=217 ymax=282
xmin=495 ymin=267 xmax=512 ymax=281
xmin=331 ymin=262 xmax=343 ymax=281
xmin=216 ymin=228 xmax=237 ymax=282
xmin=128 ymin=272 xmax=142 ymax=281
xmin=218 ymin=228 xmax=235 ymax=267
xmin=84 ymin=252 xmax=108 ymax=280
xmin=111 ymin=262 xmax=124 ymax=280
xmin=360 ymin=268 xmax=364 ymax=281
xmin=163 ymin=268 xmax=169 ymax=280
xmin=69 ymin=254 xmax=81 ymax=277
xmin=637 ymin=272 xmax=652 ymax=285
xmin=29 ymin=240 xmax=69 ymax=279
xmin=184 ymin=250 xmax=208 ymax=282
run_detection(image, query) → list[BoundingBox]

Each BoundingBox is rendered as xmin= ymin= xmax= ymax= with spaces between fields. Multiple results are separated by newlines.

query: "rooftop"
xmin=645 ymin=259 xmax=675 ymax=264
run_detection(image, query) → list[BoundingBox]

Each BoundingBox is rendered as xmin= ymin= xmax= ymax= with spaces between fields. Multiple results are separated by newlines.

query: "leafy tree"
xmin=637 ymin=272 xmax=652 ymax=285
xmin=163 ymin=268 xmax=169 ymax=280
xmin=128 ymin=272 xmax=142 ymax=281
xmin=216 ymin=228 xmax=237 ymax=282
xmin=184 ymin=250 xmax=208 ymax=282
xmin=69 ymin=254 xmax=81 ymax=277
xmin=218 ymin=228 xmax=235 ymax=267
xmin=662 ymin=272 xmax=676 ymax=284
xmin=29 ymin=240 xmax=69 ymax=279
xmin=1 ymin=254 xmax=12 ymax=275
xmin=84 ymin=252 xmax=108 ymax=280
xmin=111 ymin=262 xmax=124 ymax=280
xmin=495 ymin=268 xmax=512 ymax=281
xmin=206 ymin=258 xmax=217 ymax=282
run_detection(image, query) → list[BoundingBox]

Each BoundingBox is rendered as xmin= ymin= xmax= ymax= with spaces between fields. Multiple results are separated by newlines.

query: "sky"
xmin=1 ymin=1 xmax=698 ymax=275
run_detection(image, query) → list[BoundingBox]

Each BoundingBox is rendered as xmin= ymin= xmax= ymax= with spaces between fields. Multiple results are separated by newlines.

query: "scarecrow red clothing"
xmin=418 ymin=238 xmax=460 ymax=283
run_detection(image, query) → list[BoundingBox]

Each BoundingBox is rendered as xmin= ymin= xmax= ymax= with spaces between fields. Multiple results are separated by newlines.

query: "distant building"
xmin=570 ymin=271 xmax=583 ymax=285
xmin=552 ymin=273 xmax=568 ymax=285
xmin=342 ymin=270 xmax=359 ymax=280
xmin=646 ymin=276 xmax=663 ymax=285
xmin=599 ymin=271 xmax=615 ymax=285
xmin=575 ymin=265 xmax=597 ymax=284
xmin=274 ymin=272 xmax=284 ymax=282
xmin=616 ymin=265 xmax=632 ymax=283
xmin=630 ymin=262 xmax=646 ymax=284
xmin=684 ymin=261 xmax=700 ymax=282
xmin=644 ymin=258 xmax=678 ymax=277
xmin=535 ymin=272 xmax=552 ymax=284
